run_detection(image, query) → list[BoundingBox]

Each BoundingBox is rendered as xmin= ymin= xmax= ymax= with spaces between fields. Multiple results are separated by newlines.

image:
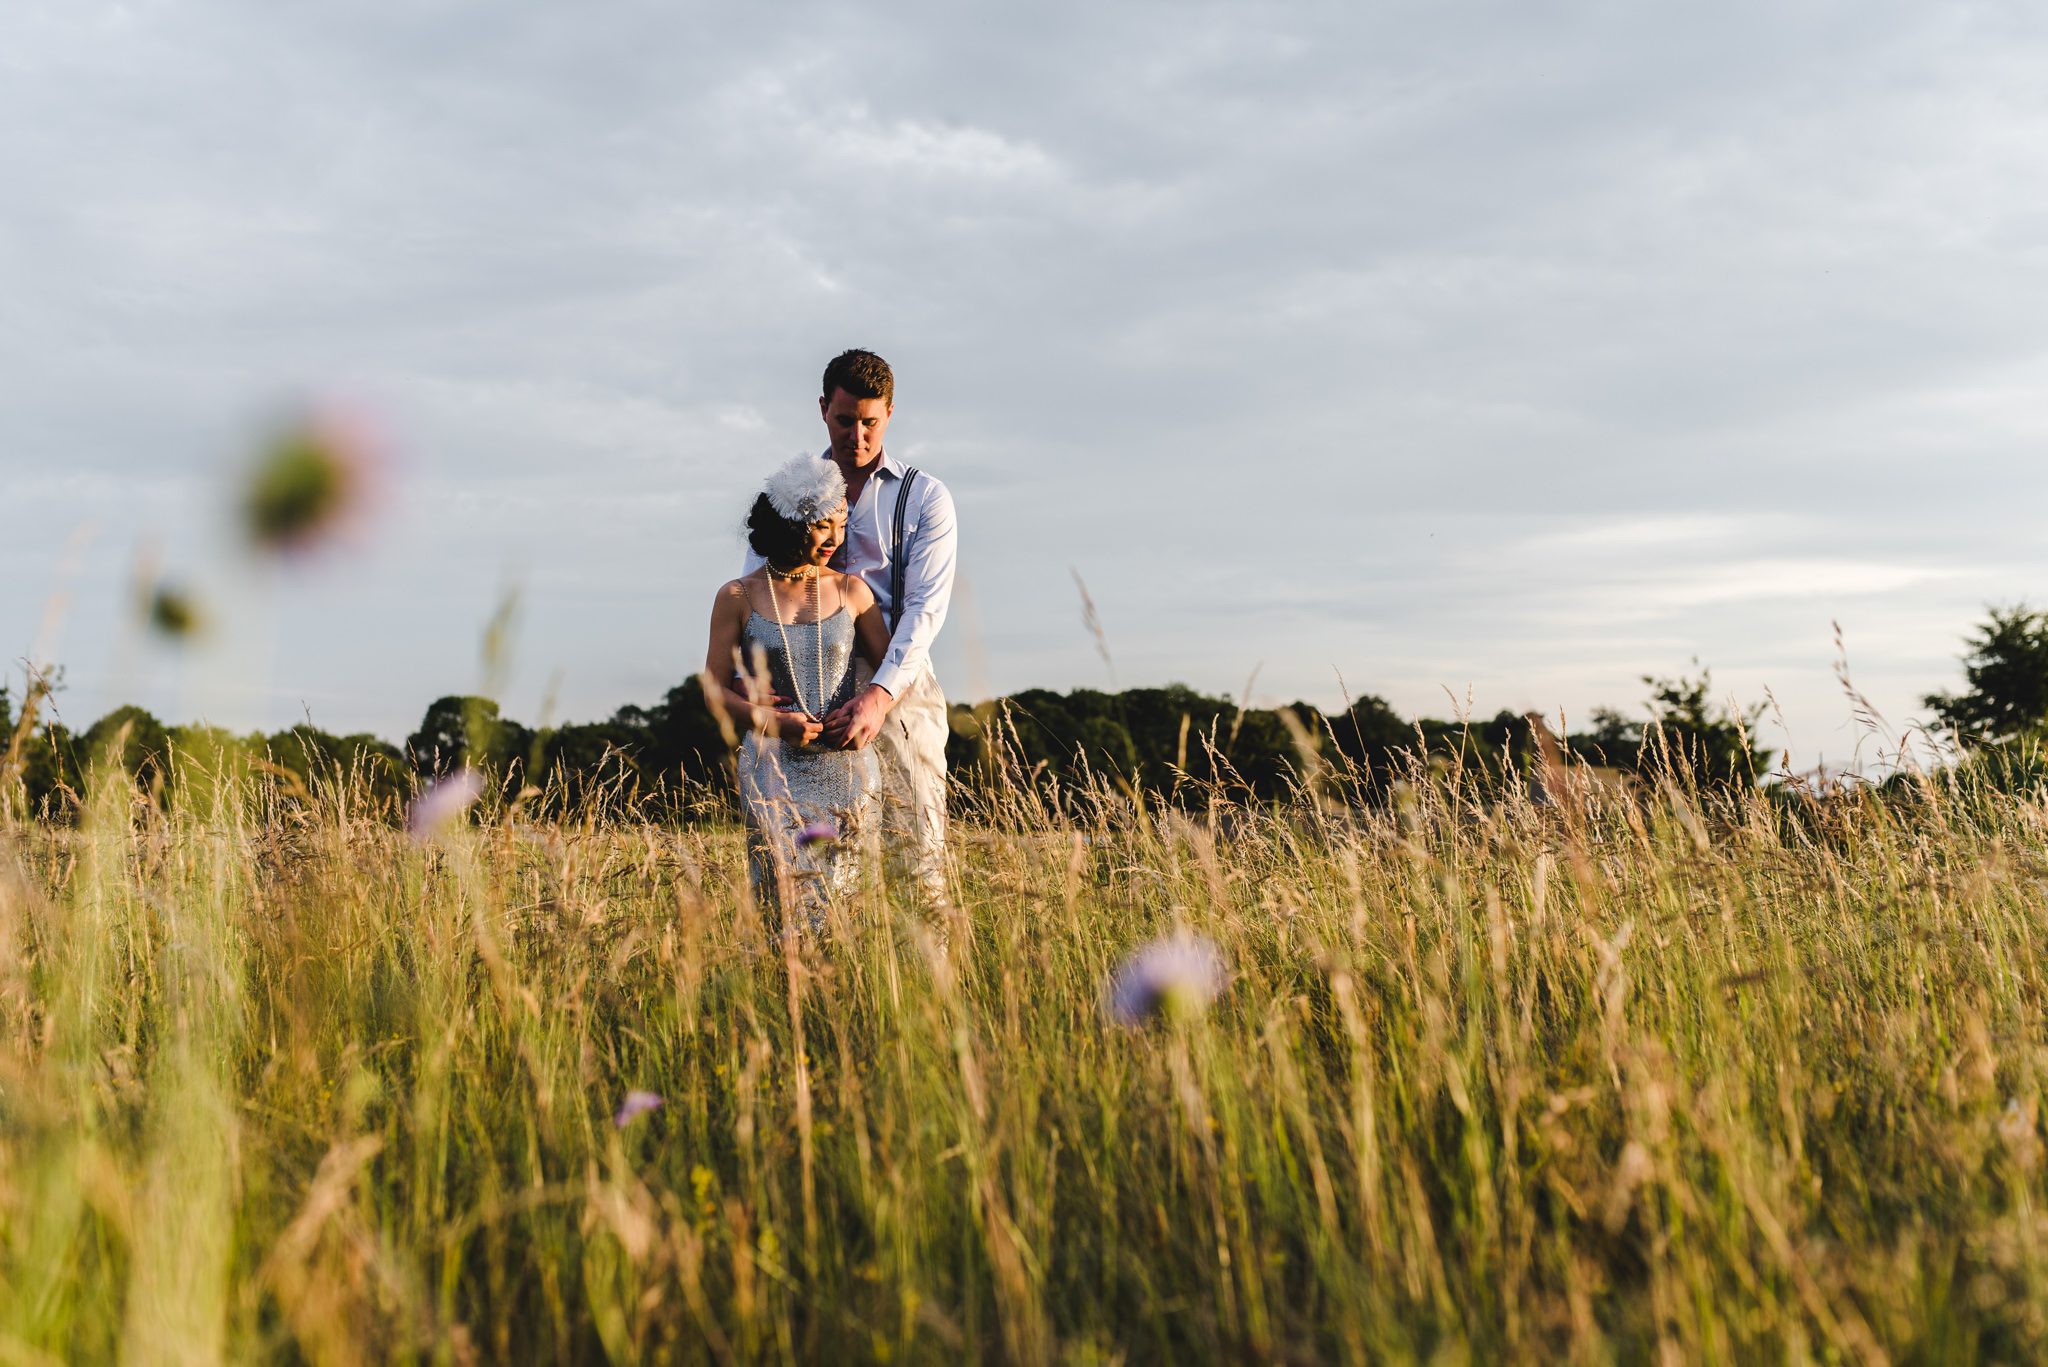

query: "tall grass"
xmin=0 ymin=733 xmax=2045 ymax=1363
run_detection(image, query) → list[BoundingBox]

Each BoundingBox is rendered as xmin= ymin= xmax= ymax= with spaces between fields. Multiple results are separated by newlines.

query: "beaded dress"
xmin=736 ymin=604 xmax=879 ymax=927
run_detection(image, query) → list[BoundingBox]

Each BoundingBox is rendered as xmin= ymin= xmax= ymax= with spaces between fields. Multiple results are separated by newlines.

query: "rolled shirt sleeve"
xmin=871 ymin=475 xmax=957 ymax=699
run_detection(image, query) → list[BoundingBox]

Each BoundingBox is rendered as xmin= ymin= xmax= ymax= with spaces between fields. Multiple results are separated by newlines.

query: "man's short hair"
xmin=822 ymin=349 xmax=894 ymax=406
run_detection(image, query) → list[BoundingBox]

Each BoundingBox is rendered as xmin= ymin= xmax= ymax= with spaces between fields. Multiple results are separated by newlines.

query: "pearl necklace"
xmin=761 ymin=562 xmax=827 ymax=726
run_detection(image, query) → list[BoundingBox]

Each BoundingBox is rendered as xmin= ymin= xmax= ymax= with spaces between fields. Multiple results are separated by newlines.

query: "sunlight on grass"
xmin=0 ymin=731 xmax=2044 ymax=1361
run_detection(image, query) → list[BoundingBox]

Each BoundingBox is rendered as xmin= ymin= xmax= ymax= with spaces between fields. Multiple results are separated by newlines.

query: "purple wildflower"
xmin=1106 ymin=933 xmax=1226 ymax=1025
xmin=614 ymin=1090 xmax=664 ymax=1128
xmin=407 ymin=769 xmax=485 ymax=839
xmin=795 ymin=820 xmax=837 ymax=849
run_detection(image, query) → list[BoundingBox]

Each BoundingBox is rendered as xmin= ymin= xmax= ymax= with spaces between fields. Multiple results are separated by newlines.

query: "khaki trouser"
xmin=872 ymin=669 xmax=949 ymax=910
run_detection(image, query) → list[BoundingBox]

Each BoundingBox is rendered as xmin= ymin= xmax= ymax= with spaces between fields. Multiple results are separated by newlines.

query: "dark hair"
xmin=746 ymin=493 xmax=809 ymax=566
xmin=822 ymin=349 xmax=893 ymax=405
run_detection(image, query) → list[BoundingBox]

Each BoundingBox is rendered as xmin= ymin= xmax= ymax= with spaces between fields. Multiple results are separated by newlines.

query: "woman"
xmin=705 ymin=457 xmax=890 ymax=928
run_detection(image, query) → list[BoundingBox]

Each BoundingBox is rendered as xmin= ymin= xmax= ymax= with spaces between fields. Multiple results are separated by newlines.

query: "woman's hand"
xmin=766 ymin=708 xmax=824 ymax=745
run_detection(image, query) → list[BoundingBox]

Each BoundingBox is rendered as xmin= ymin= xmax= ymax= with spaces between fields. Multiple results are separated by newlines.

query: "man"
xmin=744 ymin=349 xmax=958 ymax=913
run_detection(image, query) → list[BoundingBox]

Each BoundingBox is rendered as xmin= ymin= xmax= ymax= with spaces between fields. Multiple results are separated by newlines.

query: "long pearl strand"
xmin=762 ymin=562 xmax=827 ymax=725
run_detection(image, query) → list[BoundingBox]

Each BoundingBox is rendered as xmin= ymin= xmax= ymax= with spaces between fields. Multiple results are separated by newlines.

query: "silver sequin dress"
xmin=736 ymin=607 xmax=879 ymax=926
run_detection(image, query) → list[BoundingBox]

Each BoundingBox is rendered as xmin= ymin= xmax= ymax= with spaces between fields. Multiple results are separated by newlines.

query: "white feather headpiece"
xmin=763 ymin=455 xmax=847 ymax=524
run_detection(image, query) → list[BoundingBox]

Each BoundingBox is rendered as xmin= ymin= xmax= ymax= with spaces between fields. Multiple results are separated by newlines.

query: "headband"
xmin=763 ymin=455 xmax=847 ymax=524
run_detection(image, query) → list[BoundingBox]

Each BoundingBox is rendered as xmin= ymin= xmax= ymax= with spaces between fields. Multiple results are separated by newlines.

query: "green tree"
xmin=519 ymin=679 xmax=734 ymax=819
xmin=644 ymin=678 xmax=734 ymax=796
xmin=262 ymin=725 xmax=408 ymax=809
xmin=0 ymin=668 xmax=76 ymax=818
xmin=81 ymin=705 xmax=174 ymax=794
xmin=406 ymin=696 xmax=534 ymax=781
xmin=162 ymin=724 xmax=256 ymax=821
xmin=1329 ymin=693 xmax=1410 ymax=779
xmin=1567 ymin=707 xmax=1645 ymax=769
xmin=985 ymin=684 xmax=1333 ymax=805
xmin=1923 ymin=604 xmax=2048 ymax=744
xmin=1637 ymin=665 xmax=1770 ymax=786
xmin=529 ymin=722 xmax=644 ymax=814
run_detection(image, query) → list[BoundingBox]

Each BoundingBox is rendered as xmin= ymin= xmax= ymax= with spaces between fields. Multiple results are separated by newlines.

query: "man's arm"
xmin=871 ymin=477 xmax=957 ymax=697
xmin=821 ymin=477 xmax=958 ymax=748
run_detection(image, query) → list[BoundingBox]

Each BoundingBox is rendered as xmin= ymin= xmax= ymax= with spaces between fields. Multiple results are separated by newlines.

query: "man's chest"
xmin=834 ymin=482 xmax=891 ymax=580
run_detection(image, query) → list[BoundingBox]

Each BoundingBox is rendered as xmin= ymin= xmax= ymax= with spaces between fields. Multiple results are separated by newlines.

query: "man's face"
xmin=819 ymin=388 xmax=892 ymax=470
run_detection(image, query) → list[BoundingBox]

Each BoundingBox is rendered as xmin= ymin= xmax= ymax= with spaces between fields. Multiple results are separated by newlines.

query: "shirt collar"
xmin=819 ymin=447 xmax=904 ymax=480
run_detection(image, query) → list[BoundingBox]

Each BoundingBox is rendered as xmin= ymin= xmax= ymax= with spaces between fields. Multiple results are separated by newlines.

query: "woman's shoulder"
xmin=830 ymin=570 xmax=875 ymax=608
xmin=714 ymin=576 xmax=758 ymax=608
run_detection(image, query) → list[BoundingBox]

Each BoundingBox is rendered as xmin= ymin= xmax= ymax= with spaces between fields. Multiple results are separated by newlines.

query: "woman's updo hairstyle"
xmin=746 ymin=494 xmax=809 ymax=565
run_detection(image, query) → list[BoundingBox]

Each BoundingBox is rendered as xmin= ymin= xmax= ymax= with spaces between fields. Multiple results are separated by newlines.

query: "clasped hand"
xmin=760 ymin=684 xmax=890 ymax=750
xmin=761 ymin=700 xmax=824 ymax=746
xmin=820 ymin=683 xmax=892 ymax=751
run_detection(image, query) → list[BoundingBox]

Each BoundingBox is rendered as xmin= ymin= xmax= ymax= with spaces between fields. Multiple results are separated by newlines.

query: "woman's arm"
xmin=844 ymin=576 xmax=891 ymax=671
xmin=704 ymin=580 xmax=822 ymax=744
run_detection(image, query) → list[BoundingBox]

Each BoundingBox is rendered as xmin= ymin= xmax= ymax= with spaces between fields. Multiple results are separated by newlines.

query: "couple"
xmin=702 ymin=350 xmax=958 ymax=929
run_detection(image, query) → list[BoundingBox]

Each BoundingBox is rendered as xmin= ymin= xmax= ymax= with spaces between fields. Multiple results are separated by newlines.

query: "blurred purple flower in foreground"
xmin=614 ymin=1090 xmax=664 ymax=1128
xmin=796 ymin=820 xmax=837 ymax=849
xmin=242 ymin=407 xmax=381 ymax=554
xmin=1106 ymin=933 xmax=1226 ymax=1025
xmin=407 ymin=769 xmax=485 ymax=839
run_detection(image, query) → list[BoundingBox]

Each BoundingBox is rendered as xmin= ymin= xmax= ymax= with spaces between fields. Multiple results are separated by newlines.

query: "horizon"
xmin=0 ymin=639 xmax=1909 ymax=781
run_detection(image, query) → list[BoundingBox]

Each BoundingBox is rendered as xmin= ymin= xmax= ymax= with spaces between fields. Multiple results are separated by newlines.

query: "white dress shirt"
xmin=742 ymin=449 xmax=958 ymax=700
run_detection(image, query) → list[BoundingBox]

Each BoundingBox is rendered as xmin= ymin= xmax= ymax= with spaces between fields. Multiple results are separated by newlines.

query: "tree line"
xmin=0 ymin=659 xmax=1776 ymax=822
xmin=18 ymin=596 xmax=2048 ymax=820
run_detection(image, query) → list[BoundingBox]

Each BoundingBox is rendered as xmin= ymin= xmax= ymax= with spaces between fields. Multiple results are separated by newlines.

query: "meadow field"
xmin=0 ymin=739 xmax=2044 ymax=1364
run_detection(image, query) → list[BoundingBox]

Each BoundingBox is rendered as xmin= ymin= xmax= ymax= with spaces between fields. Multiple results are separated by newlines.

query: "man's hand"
xmin=821 ymin=683 xmax=894 ymax=750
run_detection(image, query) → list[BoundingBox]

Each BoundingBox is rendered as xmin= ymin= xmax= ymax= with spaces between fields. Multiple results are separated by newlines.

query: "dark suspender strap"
xmin=889 ymin=468 xmax=920 ymax=634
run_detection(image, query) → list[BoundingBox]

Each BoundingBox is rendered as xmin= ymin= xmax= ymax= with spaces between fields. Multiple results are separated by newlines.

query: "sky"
xmin=5 ymin=0 xmax=2048 ymax=774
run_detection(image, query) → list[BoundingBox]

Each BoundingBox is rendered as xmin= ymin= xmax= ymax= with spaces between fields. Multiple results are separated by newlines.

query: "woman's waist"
xmin=747 ymin=733 xmax=871 ymax=761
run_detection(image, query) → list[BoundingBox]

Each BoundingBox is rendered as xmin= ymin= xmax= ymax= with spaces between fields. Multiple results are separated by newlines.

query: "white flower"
xmin=1106 ymin=933 xmax=1226 ymax=1025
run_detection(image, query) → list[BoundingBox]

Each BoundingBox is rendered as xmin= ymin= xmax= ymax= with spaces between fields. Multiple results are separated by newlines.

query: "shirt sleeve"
xmin=871 ymin=475 xmax=958 ymax=698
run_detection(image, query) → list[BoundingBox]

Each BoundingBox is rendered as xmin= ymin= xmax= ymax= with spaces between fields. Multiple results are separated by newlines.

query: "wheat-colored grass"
xmin=0 ymin=739 xmax=2044 ymax=1364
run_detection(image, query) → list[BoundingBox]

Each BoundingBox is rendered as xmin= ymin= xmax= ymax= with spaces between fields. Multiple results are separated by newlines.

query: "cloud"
xmin=811 ymin=107 xmax=1058 ymax=182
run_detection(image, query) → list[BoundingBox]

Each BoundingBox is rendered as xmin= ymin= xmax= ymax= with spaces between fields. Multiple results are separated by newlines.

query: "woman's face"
xmin=802 ymin=507 xmax=847 ymax=566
